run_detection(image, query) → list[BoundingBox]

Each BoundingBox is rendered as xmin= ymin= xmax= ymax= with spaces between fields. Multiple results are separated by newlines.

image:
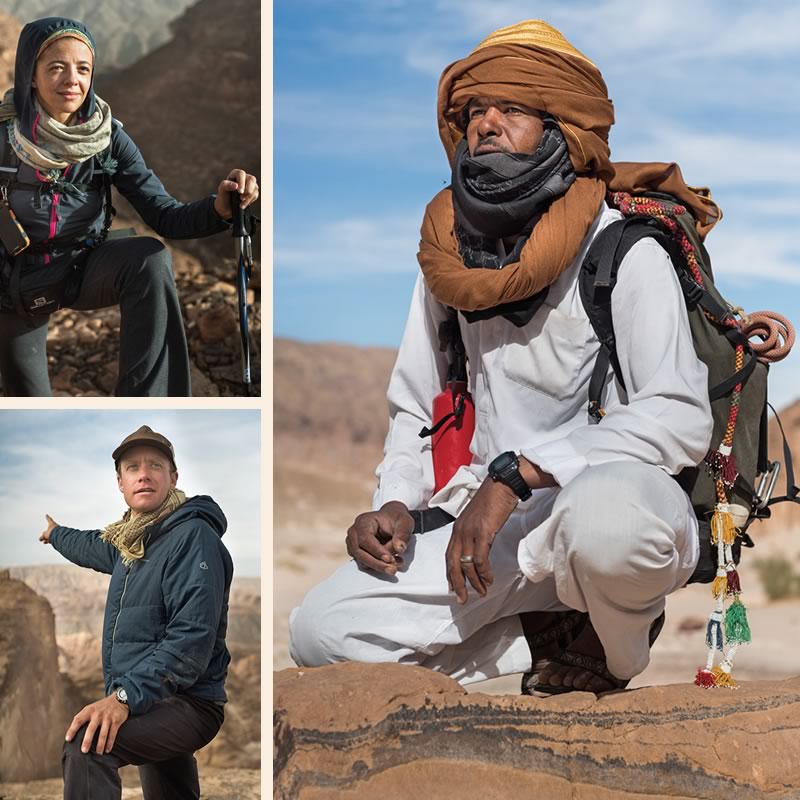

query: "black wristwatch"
xmin=488 ymin=451 xmax=532 ymax=501
xmin=114 ymin=686 xmax=128 ymax=706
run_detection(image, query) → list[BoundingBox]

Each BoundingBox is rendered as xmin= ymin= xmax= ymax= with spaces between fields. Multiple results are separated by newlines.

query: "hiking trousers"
xmin=0 ymin=236 xmax=191 ymax=396
xmin=289 ymin=461 xmax=699 ymax=683
xmin=62 ymin=694 xmax=224 ymax=800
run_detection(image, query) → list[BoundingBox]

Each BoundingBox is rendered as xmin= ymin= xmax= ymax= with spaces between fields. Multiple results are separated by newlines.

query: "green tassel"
xmin=724 ymin=597 xmax=751 ymax=644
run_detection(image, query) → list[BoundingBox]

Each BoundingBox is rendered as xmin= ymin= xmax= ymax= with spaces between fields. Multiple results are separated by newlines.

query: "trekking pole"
xmin=230 ymin=192 xmax=256 ymax=395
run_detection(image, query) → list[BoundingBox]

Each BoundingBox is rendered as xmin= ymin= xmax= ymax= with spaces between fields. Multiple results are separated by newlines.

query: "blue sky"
xmin=0 ymin=410 xmax=261 ymax=575
xmin=275 ymin=0 xmax=800 ymax=410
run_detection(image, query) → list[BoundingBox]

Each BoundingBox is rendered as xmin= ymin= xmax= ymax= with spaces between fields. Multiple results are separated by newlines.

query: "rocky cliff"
xmin=0 ymin=572 xmax=80 ymax=782
xmin=0 ymin=1 xmax=198 ymax=74
xmin=274 ymin=661 xmax=800 ymax=799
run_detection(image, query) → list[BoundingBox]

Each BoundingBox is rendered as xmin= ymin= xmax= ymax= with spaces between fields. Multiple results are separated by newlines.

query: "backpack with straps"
xmin=580 ymin=190 xmax=798 ymax=687
xmin=0 ymin=120 xmax=120 ymax=314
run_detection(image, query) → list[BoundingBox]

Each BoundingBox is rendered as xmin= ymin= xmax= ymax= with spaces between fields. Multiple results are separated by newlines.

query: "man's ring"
xmin=459 ymin=555 xmax=474 ymax=565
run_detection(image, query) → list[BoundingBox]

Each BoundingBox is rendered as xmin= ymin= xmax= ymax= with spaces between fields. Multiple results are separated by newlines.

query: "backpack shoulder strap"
xmin=0 ymin=123 xmax=19 ymax=189
xmin=579 ymin=216 xmax=673 ymax=419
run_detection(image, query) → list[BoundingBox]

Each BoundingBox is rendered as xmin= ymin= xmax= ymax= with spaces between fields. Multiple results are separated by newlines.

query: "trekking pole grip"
xmin=230 ymin=191 xmax=248 ymax=237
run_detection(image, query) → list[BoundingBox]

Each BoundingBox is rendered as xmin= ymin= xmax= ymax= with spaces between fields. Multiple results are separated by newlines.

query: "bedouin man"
xmin=289 ymin=21 xmax=716 ymax=695
xmin=39 ymin=425 xmax=233 ymax=799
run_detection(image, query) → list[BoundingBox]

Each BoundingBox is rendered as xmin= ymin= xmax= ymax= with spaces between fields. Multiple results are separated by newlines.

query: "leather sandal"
xmin=519 ymin=609 xmax=588 ymax=690
xmin=522 ymin=610 xmax=666 ymax=696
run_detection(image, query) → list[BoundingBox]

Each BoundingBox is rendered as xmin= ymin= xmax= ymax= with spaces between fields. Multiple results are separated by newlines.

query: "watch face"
xmin=490 ymin=451 xmax=517 ymax=475
xmin=117 ymin=687 xmax=128 ymax=703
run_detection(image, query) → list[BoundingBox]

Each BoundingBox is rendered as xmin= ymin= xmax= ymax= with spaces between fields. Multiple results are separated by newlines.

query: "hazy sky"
xmin=0 ymin=410 xmax=261 ymax=575
xmin=275 ymin=0 xmax=800 ymax=410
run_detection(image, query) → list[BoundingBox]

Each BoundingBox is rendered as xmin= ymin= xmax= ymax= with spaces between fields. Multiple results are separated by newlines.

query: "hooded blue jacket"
xmin=49 ymin=495 xmax=234 ymax=716
xmin=2 ymin=17 xmax=228 ymax=271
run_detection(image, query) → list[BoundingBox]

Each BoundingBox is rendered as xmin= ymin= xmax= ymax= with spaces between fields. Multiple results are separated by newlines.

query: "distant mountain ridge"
xmin=274 ymin=336 xmax=800 ymax=532
xmin=0 ymin=0 xmax=197 ymax=75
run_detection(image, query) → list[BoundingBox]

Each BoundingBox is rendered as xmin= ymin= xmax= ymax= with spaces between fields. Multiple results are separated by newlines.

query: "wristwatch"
xmin=114 ymin=686 xmax=128 ymax=706
xmin=488 ymin=451 xmax=532 ymax=501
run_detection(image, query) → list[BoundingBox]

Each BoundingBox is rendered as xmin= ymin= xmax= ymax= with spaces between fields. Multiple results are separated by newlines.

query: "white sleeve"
xmin=373 ymin=273 xmax=451 ymax=510
xmin=519 ymin=237 xmax=713 ymax=486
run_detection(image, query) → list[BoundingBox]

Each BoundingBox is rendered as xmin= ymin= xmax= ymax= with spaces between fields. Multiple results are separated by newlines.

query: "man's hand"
xmin=65 ymin=694 xmax=130 ymax=755
xmin=39 ymin=514 xmax=57 ymax=544
xmin=214 ymin=168 xmax=259 ymax=219
xmin=346 ymin=501 xmax=414 ymax=576
xmin=445 ymin=477 xmax=519 ymax=605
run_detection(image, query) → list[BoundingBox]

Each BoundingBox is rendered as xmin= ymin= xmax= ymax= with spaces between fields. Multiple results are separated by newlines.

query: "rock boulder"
xmin=274 ymin=662 xmax=800 ymax=799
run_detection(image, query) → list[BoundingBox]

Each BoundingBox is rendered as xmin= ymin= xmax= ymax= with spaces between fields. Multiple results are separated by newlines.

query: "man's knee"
xmin=554 ymin=462 xmax=683 ymax=580
xmin=289 ymin=589 xmax=345 ymax=667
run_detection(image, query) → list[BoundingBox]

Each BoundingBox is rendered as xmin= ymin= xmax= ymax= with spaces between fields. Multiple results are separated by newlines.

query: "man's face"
xmin=116 ymin=445 xmax=177 ymax=516
xmin=465 ymin=96 xmax=545 ymax=157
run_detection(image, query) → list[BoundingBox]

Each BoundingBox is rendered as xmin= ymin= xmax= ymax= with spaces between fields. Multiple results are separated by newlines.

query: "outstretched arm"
xmin=42 ymin=515 xmax=118 ymax=575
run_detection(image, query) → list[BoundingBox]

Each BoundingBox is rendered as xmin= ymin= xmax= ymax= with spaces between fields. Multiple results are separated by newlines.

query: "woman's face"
xmin=31 ymin=36 xmax=94 ymax=125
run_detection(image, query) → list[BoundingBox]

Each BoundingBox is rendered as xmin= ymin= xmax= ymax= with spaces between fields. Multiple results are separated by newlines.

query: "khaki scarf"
xmin=419 ymin=20 xmax=721 ymax=313
xmin=101 ymin=488 xmax=187 ymax=566
xmin=0 ymin=88 xmax=112 ymax=179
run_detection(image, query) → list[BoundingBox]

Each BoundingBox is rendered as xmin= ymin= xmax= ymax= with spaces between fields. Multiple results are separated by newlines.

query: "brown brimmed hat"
xmin=112 ymin=425 xmax=176 ymax=470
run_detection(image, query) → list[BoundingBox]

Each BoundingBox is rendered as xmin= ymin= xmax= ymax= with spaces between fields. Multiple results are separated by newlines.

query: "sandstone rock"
xmin=197 ymin=305 xmax=238 ymax=343
xmin=274 ymin=662 xmax=800 ymax=799
xmin=0 ymin=579 xmax=73 ymax=782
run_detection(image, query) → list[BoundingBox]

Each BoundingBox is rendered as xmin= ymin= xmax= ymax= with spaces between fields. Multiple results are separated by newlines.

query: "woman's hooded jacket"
xmin=0 ymin=17 xmax=229 ymax=301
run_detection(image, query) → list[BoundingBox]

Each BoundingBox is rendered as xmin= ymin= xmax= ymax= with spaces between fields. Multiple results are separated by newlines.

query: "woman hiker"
xmin=0 ymin=16 xmax=259 ymax=396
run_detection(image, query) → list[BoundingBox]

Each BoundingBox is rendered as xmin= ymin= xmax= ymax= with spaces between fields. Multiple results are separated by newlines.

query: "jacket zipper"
xmin=111 ymin=567 xmax=132 ymax=642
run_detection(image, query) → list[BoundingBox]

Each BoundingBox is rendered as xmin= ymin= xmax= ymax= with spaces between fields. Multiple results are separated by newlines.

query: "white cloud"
xmin=275 ymin=213 xmax=424 ymax=276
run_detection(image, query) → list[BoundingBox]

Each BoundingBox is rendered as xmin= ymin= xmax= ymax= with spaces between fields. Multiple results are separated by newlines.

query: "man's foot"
xmin=527 ymin=611 xmax=667 ymax=696
xmin=519 ymin=610 xmax=588 ymax=690
xmin=535 ymin=619 xmax=617 ymax=693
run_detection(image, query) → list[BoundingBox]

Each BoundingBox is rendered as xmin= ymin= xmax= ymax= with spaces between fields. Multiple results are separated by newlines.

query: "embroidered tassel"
xmin=726 ymin=568 xmax=741 ymax=595
xmin=705 ymin=617 xmax=724 ymax=651
xmin=711 ymin=505 xmax=737 ymax=546
xmin=711 ymin=665 xmax=738 ymax=688
xmin=706 ymin=444 xmax=739 ymax=488
xmin=725 ymin=598 xmax=752 ymax=644
xmin=694 ymin=667 xmax=716 ymax=688
xmin=711 ymin=571 xmax=727 ymax=599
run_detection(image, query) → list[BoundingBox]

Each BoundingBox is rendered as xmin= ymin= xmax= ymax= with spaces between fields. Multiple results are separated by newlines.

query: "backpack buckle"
xmin=678 ymin=271 xmax=704 ymax=310
xmin=587 ymin=400 xmax=606 ymax=424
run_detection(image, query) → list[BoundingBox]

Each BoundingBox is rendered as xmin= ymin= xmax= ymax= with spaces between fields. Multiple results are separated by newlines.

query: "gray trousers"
xmin=62 ymin=694 xmax=224 ymax=800
xmin=0 ymin=236 xmax=191 ymax=396
xmin=290 ymin=462 xmax=699 ymax=683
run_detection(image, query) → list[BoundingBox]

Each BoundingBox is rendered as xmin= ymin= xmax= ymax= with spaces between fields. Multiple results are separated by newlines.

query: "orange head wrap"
xmin=438 ymin=20 xmax=616 ymax=182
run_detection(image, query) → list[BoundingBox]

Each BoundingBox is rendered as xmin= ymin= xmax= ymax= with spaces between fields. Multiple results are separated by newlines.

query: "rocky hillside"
xmin=0 ymin=0 xmax=197 ymax=74
xmin=274 ymin=337 xmax=397 ymax=528
xmin=275 ymin=662 xmax=800 ymax=799
xmin=0 ymin=13 xmax=19 ymax=87
xmin=0 ymin=2 xmax=261 ymax=397
xmin=274 ymin=337 xmax=800 ymax=533
xmin=0 ymin=572 xmax=81 ymax=782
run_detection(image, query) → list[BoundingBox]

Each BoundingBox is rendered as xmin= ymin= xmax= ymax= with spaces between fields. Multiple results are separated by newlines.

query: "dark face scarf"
xmin=451 ymin=116 xmax=576 ymax=326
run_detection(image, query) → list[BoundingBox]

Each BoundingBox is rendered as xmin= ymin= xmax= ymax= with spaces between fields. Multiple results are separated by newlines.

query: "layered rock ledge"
xmin=274 ymin=662 xmax=800 ymax=799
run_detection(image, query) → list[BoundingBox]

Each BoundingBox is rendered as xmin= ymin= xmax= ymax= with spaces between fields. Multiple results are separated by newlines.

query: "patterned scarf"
xmin=101 ymin=488 xmax=187 ymax=566
xmin=0 ymin=89 xmax=112 ymax=180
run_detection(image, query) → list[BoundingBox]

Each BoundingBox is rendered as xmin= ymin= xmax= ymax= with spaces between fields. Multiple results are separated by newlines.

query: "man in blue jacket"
xmin=39 ymin=424 xmax=234 ymax=800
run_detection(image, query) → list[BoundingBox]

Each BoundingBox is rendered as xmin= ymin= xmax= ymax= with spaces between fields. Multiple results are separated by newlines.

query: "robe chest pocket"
xmin=501 ymin=303 xmax=590 ymax=401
